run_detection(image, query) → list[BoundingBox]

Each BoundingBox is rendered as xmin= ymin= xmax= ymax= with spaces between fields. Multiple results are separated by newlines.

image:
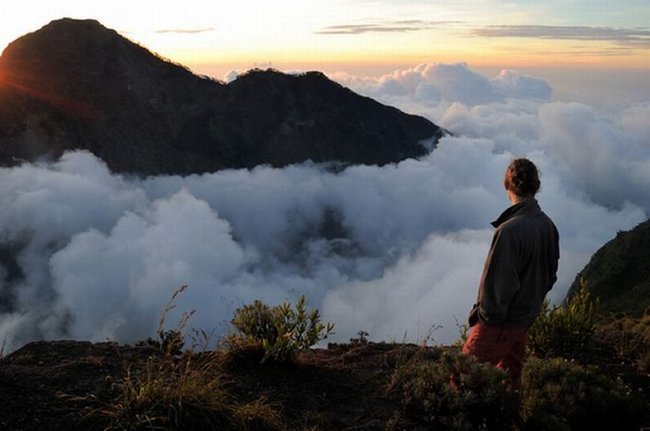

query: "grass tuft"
xmin=87 ymin=285 xmax=285 ymax=431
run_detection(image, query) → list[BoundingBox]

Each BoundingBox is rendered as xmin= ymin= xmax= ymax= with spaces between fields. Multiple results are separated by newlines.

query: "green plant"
xmin=521 ymin=357 xmax=644 ymax=431
xmin=388 ymin=350 xmax=519 ymax=430
xmin=226 ymin=296 xmax=334 ymax=364
xmin=528 ymin=279 xmax=597 ymax=356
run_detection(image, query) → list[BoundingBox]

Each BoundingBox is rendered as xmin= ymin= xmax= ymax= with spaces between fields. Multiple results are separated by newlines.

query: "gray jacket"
xmin=469 ymin=198 xmax=559 ymax=327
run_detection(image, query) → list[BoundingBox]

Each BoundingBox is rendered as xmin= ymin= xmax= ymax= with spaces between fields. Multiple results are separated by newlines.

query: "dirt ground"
xmin=0 ymin=340 xmax=421 ymax=431
xmin=0 ymin=339 xmax=648 ymax=430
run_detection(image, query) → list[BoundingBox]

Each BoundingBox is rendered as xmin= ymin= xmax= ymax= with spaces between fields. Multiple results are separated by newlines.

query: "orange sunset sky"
xmin=2 ymin=0 xmax=649 ymax=103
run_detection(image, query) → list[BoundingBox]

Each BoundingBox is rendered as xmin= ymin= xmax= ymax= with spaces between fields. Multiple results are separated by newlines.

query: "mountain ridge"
xmin=568 ymin=218 xmax=650 ymax=314
xmin=0 ymin=18 xmax=443 ymax=175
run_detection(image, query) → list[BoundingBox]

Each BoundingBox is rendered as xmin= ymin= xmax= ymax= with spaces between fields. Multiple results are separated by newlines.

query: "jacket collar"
xmin=491 ymin=198 xmax=541 ymax=228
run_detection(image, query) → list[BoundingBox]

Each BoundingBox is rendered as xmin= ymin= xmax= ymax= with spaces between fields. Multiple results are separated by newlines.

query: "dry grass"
xmin=86 ymin=285 xmax=286 ymax=431
xmin=88 ymin=348 xmax=285 ymax=430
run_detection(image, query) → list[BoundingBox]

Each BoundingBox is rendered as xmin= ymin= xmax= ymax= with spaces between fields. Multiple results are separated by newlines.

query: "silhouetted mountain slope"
xmin=0 ymin=18 xmax=443 ymax=175
xmin=568 ymin=219 xmax=650 ymax=315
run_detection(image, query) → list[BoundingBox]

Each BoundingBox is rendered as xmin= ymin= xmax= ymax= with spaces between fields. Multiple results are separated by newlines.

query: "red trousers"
xmin=462 ymin=323 xmax=529 ymax=388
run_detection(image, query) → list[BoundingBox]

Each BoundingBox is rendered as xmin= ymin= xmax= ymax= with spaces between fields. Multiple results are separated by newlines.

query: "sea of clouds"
xmin=1 ymin=63 xmax=649 ymax=351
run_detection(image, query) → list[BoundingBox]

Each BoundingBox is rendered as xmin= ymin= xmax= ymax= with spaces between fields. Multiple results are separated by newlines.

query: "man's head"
xmin=504 ymin=158 xmax=540 ymax=201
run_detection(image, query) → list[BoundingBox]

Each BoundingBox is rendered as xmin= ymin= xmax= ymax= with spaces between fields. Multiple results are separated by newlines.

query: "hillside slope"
xmin=568 ymin=219 xmax=650 ymax=314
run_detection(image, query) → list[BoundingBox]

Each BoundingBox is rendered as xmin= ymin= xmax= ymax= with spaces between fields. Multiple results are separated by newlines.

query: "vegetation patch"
xmin=596 ymin=308 xmax=650 ymax=371
xmin=521 ymin=356 xmax=644 ymax=431
xmin=528 ymin=279 xmax=597 ymax=357
xmin=86 ymin=286 xmax=285 ymax=431
xmin=224 ymin=295 xmax=334 ymax=364
xmin=388 ymin=349 xmax=519 ymax=431
xmin=91 ymin=352 xmax=283 ymax=431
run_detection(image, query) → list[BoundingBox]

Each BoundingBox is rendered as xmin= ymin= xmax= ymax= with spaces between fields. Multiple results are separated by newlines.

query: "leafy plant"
xmin=528 ymin=279 xmax=597 ymax=356
xmin=388 ymin=350 xmax=519 ymax=430
xmin=226 ymin=296 xmax=334 ymax=364
xmin=521 ymin=357 xmax=644 ymax=431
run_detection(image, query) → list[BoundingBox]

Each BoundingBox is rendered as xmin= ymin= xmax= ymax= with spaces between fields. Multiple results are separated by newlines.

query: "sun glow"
xmin=0 ymin=1 xmax=648 ymax=86
xmin=2 ymin=0 xmax=649 ymax=74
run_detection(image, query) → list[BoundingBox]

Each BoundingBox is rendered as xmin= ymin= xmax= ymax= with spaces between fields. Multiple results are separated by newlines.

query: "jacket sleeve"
xmin=477 ymin=228 xmax=521 ymax=325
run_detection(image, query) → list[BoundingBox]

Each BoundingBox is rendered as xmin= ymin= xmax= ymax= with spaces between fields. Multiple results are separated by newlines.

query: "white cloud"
xmin=333 ymin=63 xmax=551 ymax=109
xmin=0 ymin=63 xmax=648 ymax=351
xmin=49 ymin=190 xmax=246 ymax=341
xmin=472 ymin=25 xmax=650 ymax=48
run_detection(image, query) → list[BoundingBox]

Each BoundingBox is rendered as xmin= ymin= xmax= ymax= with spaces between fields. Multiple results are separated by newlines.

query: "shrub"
xmin=226 ymin=296 xmax=334 ymax=364
xmin=521 ymin=357 xmax=643 ymax=431
xmin=388 ymin=350 xmax=519 ymax=430
xmin=528 ymin=279 xmax=597 ymax=356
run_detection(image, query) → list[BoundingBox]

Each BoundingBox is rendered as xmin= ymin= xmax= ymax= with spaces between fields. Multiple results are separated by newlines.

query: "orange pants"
xmin=462 ymin=323 xmax=529 ymax=389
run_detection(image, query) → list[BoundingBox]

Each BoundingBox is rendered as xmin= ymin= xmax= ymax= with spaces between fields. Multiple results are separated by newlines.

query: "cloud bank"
xmin=472 ymin=25 xmax=650 ymax=47
xmin=156 ymin=27 xmax=216 ymax=35
xmin=316 ymin=20 xmax=460 ymax=35
xmin=1 ymin=63 xmax=648 ymax=351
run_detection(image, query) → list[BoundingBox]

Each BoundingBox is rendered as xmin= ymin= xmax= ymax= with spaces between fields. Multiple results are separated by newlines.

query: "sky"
xmin=2 ymin=0 xmax=649 ymax=73
xmin=1 ymin=1 xmax=649 ymax=351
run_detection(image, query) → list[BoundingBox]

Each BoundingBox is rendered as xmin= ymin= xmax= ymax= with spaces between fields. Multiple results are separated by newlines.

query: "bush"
xmin=521 ymin=357 xmax=643 ymax=431
xmin=388 ymin=350 xmax=519 ymax=430
xmin=528 ymin=279 xmax=597 ymax=356
xmin=225 ymin=296 xmax=334 ymax=364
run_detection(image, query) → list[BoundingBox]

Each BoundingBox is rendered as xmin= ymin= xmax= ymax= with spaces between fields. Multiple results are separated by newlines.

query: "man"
xmin=462 ymin=158 xmax=559 ymax=388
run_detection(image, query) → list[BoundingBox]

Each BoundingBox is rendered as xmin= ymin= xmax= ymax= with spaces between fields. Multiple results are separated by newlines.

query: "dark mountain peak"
xmin=0 ymin=19 xmax=443 ymax=175
xmin=0 ymin=17 xmax=212 ymax=99
xmin=3 ymin=18 xmax=114 ymax=58
xmin=1 ymin=18 xmax=189 ymax=75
